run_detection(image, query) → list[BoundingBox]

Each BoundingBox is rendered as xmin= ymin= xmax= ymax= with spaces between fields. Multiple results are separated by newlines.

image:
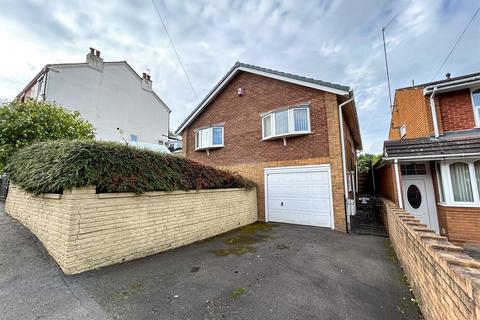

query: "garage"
xmin=264 ymin=165 xmax=334 ymax=228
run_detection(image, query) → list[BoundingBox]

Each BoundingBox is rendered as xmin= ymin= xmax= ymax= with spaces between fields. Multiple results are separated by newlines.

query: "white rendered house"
xmin=17 ymin=48 xmax=171 ymax=148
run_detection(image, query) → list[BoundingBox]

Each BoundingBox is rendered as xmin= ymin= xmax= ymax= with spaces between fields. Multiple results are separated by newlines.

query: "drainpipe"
xmin=338 ymin=97 xmax=354 ymax=232
xmin=429 ymin=87 xmax=439 ymax=138
xmin=394 ymin=159 xmax=403 ymax=209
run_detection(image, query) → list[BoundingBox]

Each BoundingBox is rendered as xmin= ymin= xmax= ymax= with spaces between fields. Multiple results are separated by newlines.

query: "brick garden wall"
xmin=5 ymin=185 xmax=257 ymax=274
xmin=382 ymin=198 xmax=480 ymax=320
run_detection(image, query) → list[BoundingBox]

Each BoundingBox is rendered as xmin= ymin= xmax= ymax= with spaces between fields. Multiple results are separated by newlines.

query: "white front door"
xmin=402 ymin=174 xmax=439 ymax=233
xmin=265 ymin=165 xmax=333 ymax=228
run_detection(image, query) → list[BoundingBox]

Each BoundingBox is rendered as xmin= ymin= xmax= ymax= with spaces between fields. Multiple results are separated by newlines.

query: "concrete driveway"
xmin=0 ymin=201 xmax=420 ymax=320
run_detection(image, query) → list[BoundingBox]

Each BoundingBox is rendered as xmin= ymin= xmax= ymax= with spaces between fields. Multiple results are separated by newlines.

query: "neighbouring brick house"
xmin=376 ymin=72 xmax=480 ymax=245
xmin=176 ymin=63 xmax=362 ymax=232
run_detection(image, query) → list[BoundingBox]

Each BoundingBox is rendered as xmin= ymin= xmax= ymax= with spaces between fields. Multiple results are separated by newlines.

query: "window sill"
xmin=194 ymin=145 xmax=224 ymax=151
xmin=262 ymin=131 xmax=312 ymax=141
xmin=437 ymin=202 xmax=480 ymax=208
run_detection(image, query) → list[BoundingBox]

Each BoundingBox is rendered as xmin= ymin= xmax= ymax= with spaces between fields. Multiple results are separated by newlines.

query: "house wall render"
xmin=5 ymin=185 xmax=257 ymax=274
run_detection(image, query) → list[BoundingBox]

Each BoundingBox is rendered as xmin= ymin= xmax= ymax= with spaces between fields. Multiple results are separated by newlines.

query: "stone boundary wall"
xmin=5 ymin=185 xmax=257 ymax=274
xmin=381 ymin=198 xmax=480 ymax=320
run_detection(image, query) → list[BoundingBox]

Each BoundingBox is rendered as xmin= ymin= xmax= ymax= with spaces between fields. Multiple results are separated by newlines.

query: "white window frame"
xmin=194 ymin=126 xmax=224 ymax=151
xmin=261 ymin=106 xmax=311 ymax=140
xmin=437 ymin=159 xmax=480 ymax=207
xmin=471 ymin=88 xmax=480 ymax=127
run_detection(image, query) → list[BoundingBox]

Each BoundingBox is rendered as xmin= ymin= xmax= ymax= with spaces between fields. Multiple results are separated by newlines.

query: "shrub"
xmin=358 ymin=153 xmax=382 ymax=173
xmin=0 ymin=100 xmax=95 ymax=170
xmin=6 ymin=140 xmax=255 ymax=194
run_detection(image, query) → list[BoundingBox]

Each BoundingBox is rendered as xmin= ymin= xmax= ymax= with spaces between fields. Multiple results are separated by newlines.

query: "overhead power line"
xmin=151 ymin=0 xmax=199 ymax=102
xmin=430 ymin=7 xmax=480 ymax=81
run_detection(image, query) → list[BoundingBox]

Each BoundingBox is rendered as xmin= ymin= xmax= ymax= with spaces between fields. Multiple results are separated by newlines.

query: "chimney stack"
xmin=142 ymin=72 xmax=152 ymax=91
xmin=86 ymin=47 xmax=103 ymax=71
xmin=445 ymin=73 xmax=451 ymax=79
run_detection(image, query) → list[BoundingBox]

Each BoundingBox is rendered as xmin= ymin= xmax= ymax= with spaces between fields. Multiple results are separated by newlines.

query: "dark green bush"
xmin=6 ymin=140 xmax=255 ymax=194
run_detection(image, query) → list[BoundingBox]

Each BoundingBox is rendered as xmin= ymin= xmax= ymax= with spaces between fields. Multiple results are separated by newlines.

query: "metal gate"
xmin=350 ymin=195 xmax=386 ymax=236
xmin=0 ymin=174 xmax=8 ymax=201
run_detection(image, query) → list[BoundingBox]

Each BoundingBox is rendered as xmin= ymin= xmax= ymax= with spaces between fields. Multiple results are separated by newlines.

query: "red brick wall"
xmin=438 ymin=89 xmax=475 ymax=132
xmin=181 ymin=72 xmax=350 ymax=231
xmin=183 ymin=72 xmax=330 ymax=164
xmin=375 ymin=163 xmax=399 ymax=204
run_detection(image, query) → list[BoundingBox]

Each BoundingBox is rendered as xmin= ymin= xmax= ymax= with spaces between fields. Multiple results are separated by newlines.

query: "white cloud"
xmin=0 ymin=0 xmax=479 ymax=154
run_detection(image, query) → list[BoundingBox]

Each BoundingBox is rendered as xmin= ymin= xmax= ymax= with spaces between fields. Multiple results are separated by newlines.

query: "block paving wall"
xmin=382 ymin=198 xmax=480 ymax=320
xmin=5 ymin=185 xmax=257 ymax=274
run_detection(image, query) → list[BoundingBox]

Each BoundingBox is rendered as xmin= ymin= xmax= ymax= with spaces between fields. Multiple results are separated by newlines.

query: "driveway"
xmin=0 ymin=201 xmax=420 ymax=320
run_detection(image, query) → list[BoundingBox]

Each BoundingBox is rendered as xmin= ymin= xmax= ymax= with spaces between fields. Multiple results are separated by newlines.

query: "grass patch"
xmin=230 ymin=287 xmax=247 ymax=299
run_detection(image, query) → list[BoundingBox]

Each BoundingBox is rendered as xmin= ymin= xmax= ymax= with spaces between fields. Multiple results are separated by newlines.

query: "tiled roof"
xmin=384 ymin=129 xmax=480 ymax=159
xmin=176 ymin=62 xmax=350 ymax=134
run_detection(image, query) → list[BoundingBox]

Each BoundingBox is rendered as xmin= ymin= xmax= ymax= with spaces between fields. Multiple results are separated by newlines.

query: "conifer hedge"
xmin=6 ymin=140 xmax=255 ymax=194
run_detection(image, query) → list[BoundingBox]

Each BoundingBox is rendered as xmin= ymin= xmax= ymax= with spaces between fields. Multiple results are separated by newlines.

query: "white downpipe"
xmin=430 ymin=87 xmax=440 ymax=138
xmin=339 ymin=98 xmax=353 ymax=198
xmin=394 ymin=159 xmax=403 ymax=209
xmin=338 ymin=97 xmax=354 ymax=226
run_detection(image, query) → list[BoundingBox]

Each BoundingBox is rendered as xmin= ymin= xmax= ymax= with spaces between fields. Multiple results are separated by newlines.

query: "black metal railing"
xmin=350 ymin=194 xmax=386 ymax=236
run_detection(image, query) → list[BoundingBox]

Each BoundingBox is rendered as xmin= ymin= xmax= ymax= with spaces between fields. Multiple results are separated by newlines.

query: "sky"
xmin=0 ymin=0 xmax=479 ymax=154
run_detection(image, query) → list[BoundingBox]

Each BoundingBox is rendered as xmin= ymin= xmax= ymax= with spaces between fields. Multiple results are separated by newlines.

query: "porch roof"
xmin=384 ymin=129 xmax=480 ymax=160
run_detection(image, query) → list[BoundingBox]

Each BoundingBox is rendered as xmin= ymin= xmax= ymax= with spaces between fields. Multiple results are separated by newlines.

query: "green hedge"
xmin=6 ymin=140 xmax=255 ymax=194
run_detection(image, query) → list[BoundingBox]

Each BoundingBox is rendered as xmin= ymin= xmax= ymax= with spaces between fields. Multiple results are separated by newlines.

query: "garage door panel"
xmin=266 ymin=167 xmax=333 ymax=228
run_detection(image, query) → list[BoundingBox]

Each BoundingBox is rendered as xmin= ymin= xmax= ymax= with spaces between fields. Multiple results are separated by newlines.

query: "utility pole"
xmin=382 ymin=15 xmax=398 ymax=111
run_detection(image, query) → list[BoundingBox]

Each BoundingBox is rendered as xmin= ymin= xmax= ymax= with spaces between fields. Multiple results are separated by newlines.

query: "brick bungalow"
xmin=376 ymin=72 xmax=480 ymax=245
xmin=176 ymin=62 xmax=362 ymax=232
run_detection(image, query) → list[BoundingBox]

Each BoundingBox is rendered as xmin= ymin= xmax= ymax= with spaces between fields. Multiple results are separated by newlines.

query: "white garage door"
xmin=265 ymin=165 xmax=333 ymax=228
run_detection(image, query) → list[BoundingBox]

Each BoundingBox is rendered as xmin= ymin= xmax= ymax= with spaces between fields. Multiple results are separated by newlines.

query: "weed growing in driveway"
xmin=276 ymin=243 xmax=289 ymax=250
xmin=211 ymin=246 xmax=256 ymax=257
xmin=239 ymin=222 xmax=275 ymax=234
xmin=230 ymin=287 xmax=247 ymax=299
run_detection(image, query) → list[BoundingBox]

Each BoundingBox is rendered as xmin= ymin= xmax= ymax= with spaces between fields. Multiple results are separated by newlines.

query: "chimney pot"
xmin=90 ymin=47 xmax=95 ymax=55
xmin=95 ymin=50 xmax=101 ymax=57
xmin=445 ymin=73 xmax=451 ymax=79
xmin=147 ymin=75 xmax=151 ymax=80
xmin=142 ymin=72 xmax=147 ymax=79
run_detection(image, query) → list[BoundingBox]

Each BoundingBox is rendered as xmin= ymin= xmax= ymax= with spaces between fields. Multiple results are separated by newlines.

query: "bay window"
xmin=262 ymin=106 xmax=311 ymax=140
xmin=194 ymin=126 xmax=224 ymax=150
xmin=437 ymin=159 xmax=480 ymax=206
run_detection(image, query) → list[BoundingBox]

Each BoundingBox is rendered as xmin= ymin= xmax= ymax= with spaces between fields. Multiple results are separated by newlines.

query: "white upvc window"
xmin=437 ymin=159 xmax=480 ymax=206
xmin=261 ymin=106 xmax=311 ymax=140
xmin=130 ymin=134 xmax=138 ymax=142
xmin=472 ymin=89 xmax=480 ymax=127
xmin=194 ymin=126 xmax=224 ymax=151
xmin=400 ymin=124 xmax=407 ymax=138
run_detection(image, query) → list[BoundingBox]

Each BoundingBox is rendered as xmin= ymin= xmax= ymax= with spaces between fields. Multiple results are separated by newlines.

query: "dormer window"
xmin=195 ymin=126 xmax=224 ymax=152
xmin=472 ymin=89 xmax=480 ymax=127
xmin=261 ymin=105 xmax=311 ymax=142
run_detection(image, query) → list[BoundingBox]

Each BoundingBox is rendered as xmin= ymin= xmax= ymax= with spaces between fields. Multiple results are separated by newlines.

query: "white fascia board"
xmin=423 ymin=77 xmax=480 ymax=95
xmin=384 ymin=152 xmax=480 ymax=161
xmin=176 ymin=66 xmax=350 ymax=134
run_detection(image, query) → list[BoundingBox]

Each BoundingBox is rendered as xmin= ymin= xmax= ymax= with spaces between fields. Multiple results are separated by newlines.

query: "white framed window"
xmin=261 ymin=106 xmax=311 ymax=140
xmin=130 ymin=134 xmax=138 ymax=142
xmin=400 ymin=124 xmax=407 ymax=138
xmin=472 ymin=89 xmax=480 ymax=127
xmin=194 ymin=126 xmax=224 ymax=150
xmin=436 ymin=159 xmax=480 ymax=206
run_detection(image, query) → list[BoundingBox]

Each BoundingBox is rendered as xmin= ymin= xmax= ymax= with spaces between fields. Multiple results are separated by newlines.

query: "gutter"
xmin=383 ymin=152 xmax=480 ymax=161
xmin=338 ymin=96 xmax=354 ymax=233
xmin=423 ymin=76 xmax=480 ymax=94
